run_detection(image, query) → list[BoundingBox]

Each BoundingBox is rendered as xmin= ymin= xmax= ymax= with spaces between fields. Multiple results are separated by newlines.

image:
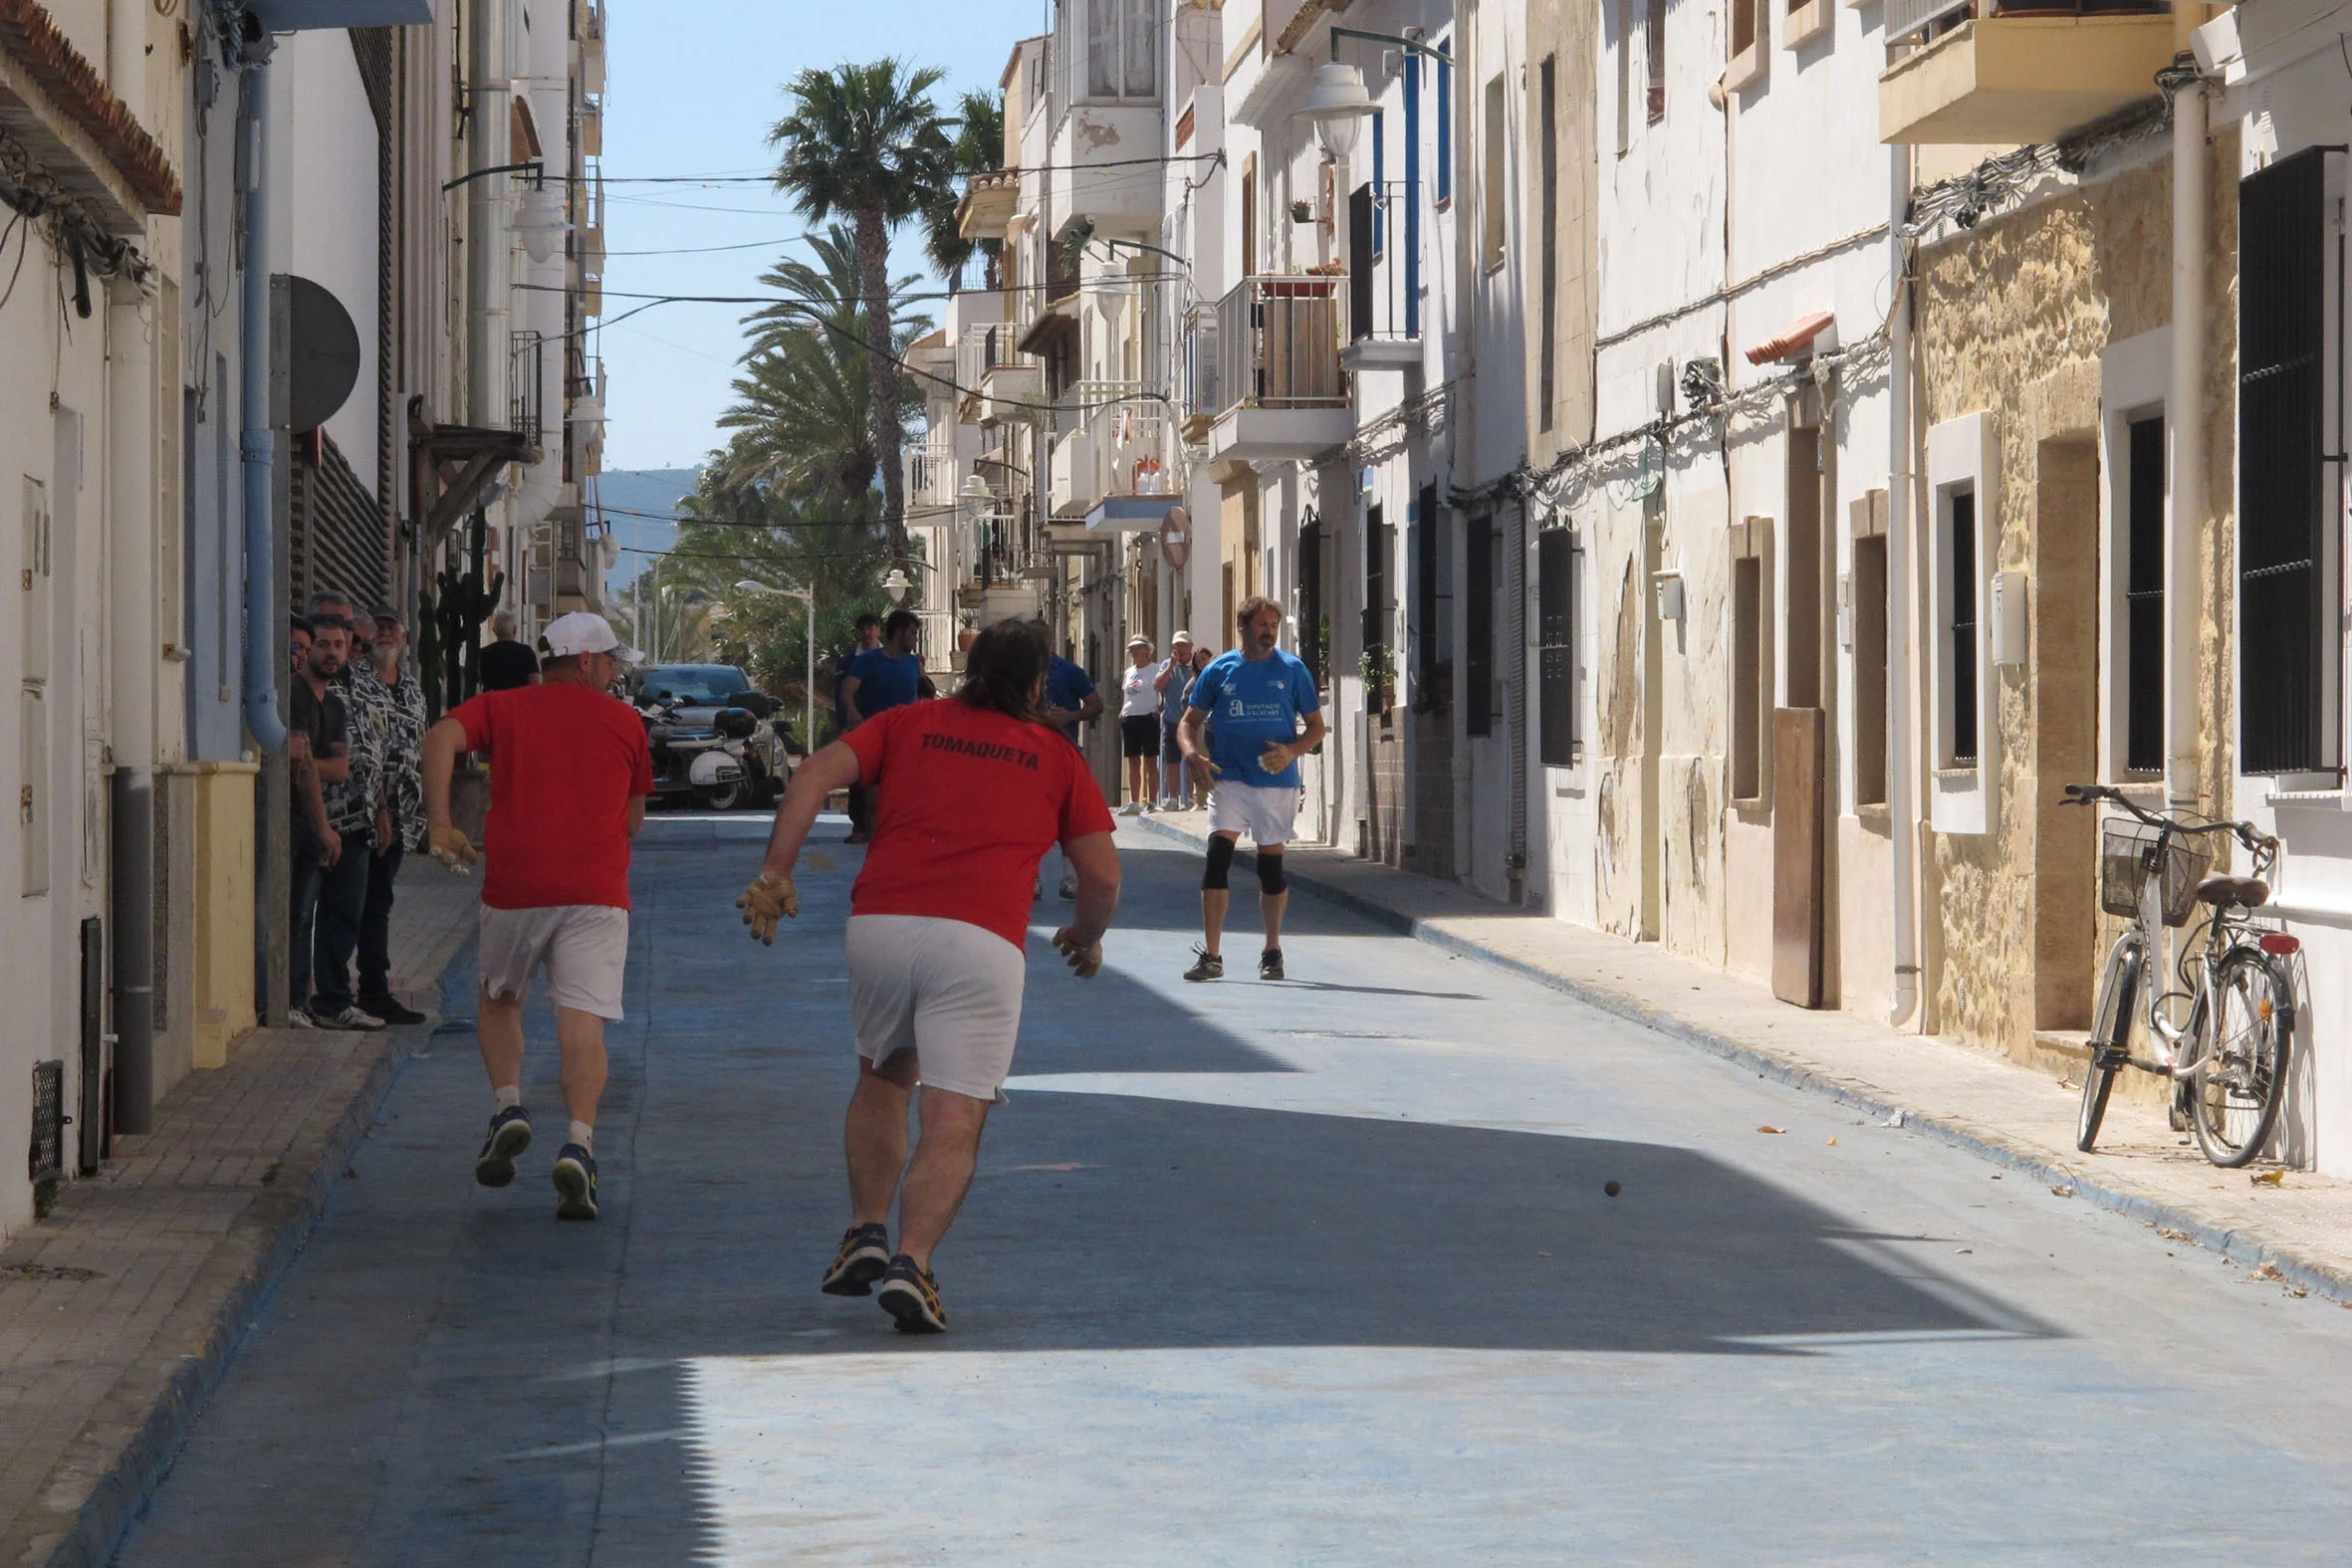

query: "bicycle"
xmin=2061 ymin=783 xmax=2298 ymax=1167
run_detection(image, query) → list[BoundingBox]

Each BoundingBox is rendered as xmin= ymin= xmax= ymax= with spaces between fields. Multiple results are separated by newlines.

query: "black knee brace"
xmin=1258 ymin=852 xmax=1288 ymax=896
xmin=1203 ymin=834 xmax=1238 ymax=891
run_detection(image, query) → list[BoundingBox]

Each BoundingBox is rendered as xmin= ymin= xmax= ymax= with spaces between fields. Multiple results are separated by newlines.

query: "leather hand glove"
xmin=1053 ymin=927 xmax=1103 ymax=979
xmin=428 ymin=823 xmax=478 ymax=874
xmin=737 ymin=870 xmax=799 ymax=945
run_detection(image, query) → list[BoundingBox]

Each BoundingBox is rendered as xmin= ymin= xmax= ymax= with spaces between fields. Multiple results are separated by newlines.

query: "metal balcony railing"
xmin=1216 ymin=275 xmax=1347 ymax=415
xmin=510 ymin=331 xmax=545 ymax=449
xmin=1347 ymin=180 xmax=1419 ymax=343
xmin=956 ymin=325 xmax=1042 ymax=394
xmin=907 ymin=427 xmax=957 ymax=507
xmin=1182 ymin=310 xmax=1220 ymax=422
xmin=1885 ymin=0 xmax=2161 ymax=45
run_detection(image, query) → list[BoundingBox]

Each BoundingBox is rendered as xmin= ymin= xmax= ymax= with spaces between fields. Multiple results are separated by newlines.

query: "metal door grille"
xmin=2239 ymin=146 xmax=2328 ymax=775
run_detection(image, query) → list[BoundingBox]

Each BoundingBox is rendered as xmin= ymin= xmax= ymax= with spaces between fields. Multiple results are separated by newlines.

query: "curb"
xmin=44 ymin=937 xmax=476 ymax=1568
xmin=1129 ymin=814 xmax=2352 ymax=1306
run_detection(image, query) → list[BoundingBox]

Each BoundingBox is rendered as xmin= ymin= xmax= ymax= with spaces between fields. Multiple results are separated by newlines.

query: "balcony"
xmin=955 ymin=326 xmax=1046 ymax=424
xmin=956 ymin=168 xmax=1021 ymax=242
xmin=1879 ymin=6 xmax=2176 ymax=146
xmin=1046 ymin=384 xmax=1188 ymax=531
xmin=1209 ymin=275 xmax=1353 ymax=465
xmin=907 ymin=426 xmax=958 ymax=509
xmin=1341 ymin=180 xmax=1422 ymax=372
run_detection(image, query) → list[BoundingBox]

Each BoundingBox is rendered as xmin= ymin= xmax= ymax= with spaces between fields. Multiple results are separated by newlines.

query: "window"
xmin=1850 ymin=491 xmax=1888 ymax=808
xmin=1646 ymin=0 xmax=1667 ymax=122
xmin=1538 ymin=56 xmax=1557 ymax=433
xmin=1298 ymin=515 xmax=1326 ymax=686
xmin=1370 ymin=110 xmax=1386 ymax=256
xmin=1482 ymin=73 xmax=1507 ymax=271
xmin=1469 ymin=514 xmax=1496 ymax=737
xmin=1538 ymin=530 xmax=1578 ymax=765
xmin=1731 ymin=0 xmax=1759 ymax=60
xmin=1733 ymin=553 xmax=1764 ymax=799
xmin=2124 ymin=414 xmax=2166 ymax=774
xmin=1435 ymin=38 xmax=1452 ymax=203
xmin=1614 ymin=1 xmax=1633 ymax=153
xmin=2239 ymin=146 xmax=2328 ymax=775
xmin=1364 ymin=504 xmax=1394 ymax=689
xmin=1240 ymin=154 xmax=1258 ymax=277
xmin=1084 ymin=0 xmax=1157 ymax=99
xmin=1413 ymin=484 xmax=1450 ymax=691
xmin=1947 ymin=485 xmax=1980 ymax=767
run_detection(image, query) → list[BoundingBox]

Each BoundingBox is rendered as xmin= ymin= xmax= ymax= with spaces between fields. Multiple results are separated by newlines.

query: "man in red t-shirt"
xmin=737 ymin=619 xmax=1120 ymax=1334
xmin=422 ymin=611 xmax=653 ymax=1222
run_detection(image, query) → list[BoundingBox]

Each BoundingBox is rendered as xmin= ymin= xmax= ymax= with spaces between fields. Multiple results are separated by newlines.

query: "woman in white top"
xmin=1116 ymin=635 xmax=1162 ymax=813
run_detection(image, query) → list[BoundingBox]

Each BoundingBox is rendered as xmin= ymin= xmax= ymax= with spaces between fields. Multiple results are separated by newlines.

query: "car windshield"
xmin=632 ymin=665 xmax=752 ymax=706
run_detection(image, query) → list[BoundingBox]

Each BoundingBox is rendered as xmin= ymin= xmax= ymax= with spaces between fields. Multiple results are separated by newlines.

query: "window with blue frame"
xmin=1435 ymin=38 xmax=1452 ymax=204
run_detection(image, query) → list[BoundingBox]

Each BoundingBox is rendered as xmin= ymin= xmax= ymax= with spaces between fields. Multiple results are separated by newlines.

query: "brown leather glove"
xmin=1053 ymin=927 xmax=1104 ymax=979
xmin=428 ymin=823 xmax=478 ymax=874
xmin=737 ymin=870 xmax=799 ymax=945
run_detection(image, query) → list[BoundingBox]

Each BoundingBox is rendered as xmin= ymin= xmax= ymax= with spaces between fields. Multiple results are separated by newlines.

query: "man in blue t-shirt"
xmin=839 ymin=609 xmax=923 ymax=846
xmin=1176 ymin=595 xmax=1325 ymax=983
xmin=1034 ymin=636 xmax=1105 ymax=900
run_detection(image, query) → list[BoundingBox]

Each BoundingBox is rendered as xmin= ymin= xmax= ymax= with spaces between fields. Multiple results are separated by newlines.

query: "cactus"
xmin=420 ymin=508 xmax=503 ymax=721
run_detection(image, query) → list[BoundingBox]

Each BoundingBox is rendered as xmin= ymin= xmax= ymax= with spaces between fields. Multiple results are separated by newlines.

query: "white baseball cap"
xmin=541 ymin=611 xmax=644 ymax=663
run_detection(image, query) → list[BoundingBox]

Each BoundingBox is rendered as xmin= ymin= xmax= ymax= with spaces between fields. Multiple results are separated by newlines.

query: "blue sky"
xmin=598 ymin=0 xmax=1048 ymax=471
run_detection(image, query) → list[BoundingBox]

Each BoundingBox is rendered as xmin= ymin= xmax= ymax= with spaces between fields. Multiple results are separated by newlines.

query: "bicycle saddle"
xmin=2196 ymin=873 xmax=2270 ymax=908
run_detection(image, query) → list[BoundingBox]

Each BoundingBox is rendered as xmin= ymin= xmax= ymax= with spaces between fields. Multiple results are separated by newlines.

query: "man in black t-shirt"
xmin=481 ymin=609 xmax=541 ymax=691
xmin=289 ymin=614 xmax=353 ymax=1027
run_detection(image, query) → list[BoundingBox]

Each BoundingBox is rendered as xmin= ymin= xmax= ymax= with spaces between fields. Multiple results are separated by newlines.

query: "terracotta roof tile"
xmin=0 ymin=0 xmax=181 ymax=217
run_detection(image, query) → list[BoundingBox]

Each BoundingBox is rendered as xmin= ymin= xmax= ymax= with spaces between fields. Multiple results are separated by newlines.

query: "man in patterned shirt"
xmin=307 ymin=610 xmax=387 ymax=1030
xmin=345 ymin=604 xmax=431 ymax=1026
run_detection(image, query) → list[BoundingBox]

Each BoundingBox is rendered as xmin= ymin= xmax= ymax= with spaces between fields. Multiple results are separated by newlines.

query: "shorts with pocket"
xmin=846 ymin=914 xmax=1028 ymax=1103
xmin=1206 ymin=782 xmax=1303 ymax=847
xmin=478 ymin=904 xmax=630 ymax=1019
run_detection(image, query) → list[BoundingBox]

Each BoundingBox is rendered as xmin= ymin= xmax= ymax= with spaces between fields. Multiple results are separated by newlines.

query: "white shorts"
xmin=478 ymin=905 xmax=630 ymax=1020
xmin=846 ymin=915 xmax=1028 ymax=1103
xmin=1206 ymin=782 xmax=1302 ymax=847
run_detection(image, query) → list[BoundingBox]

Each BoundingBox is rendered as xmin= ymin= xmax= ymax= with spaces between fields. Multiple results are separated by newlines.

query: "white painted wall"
xmin=279 ymin=30 xmax=382 ymax=481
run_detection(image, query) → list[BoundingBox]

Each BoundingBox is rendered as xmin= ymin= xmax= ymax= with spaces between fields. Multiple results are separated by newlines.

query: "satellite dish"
xmin=282 ymin=275 xmax=361 ymax=433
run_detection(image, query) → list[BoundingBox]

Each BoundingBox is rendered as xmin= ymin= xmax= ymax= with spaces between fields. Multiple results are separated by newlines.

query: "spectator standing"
xmin=839 ymin=609 xmax=925 ymax=844
xmin=345 ymin=604 xmax=430 ymax=1026
xmin=1154 ymin=631 xmax=1194 ymax=809
xmin=423 ymin=611 xmax=653 ymax=1222
xmin=287 ymin=614 xmax=349 ymax=1028
xmin=1037 ymin=637 xmax=1104 ymax=901
xmin=832 ymin=612 xmax=883 ymax=843
xmin=736 ymin=619 xmax=1120 ymax=1333
xmin=302 ymin=615 xmax=387 ymax=1030
xmin=480 ymin=608 xmax=541 ymax=691
xmin=1116 ymin=634 xmax=1161 ymax=815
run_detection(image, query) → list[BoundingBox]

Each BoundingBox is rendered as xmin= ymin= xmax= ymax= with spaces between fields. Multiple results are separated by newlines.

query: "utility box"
xmin=1991 ymin=569 xmax=2027 ymax=666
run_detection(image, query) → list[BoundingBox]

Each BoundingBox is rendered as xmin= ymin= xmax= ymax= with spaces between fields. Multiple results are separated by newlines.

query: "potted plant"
xmin=1359 ymin=644 xmax=1396 ymax=715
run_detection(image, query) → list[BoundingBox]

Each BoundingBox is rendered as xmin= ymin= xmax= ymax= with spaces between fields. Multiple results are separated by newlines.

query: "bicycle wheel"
xmin=2189 ymin=947 xmax=2292 ymax=1168
xmin=2079 ymin=933 xmax=2142 ymax=1153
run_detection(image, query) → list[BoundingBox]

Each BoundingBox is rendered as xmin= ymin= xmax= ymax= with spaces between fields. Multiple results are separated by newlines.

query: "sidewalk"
xmin=1131 ymin=810 xmax=2352 ymax=1303
xmin=0 ymin=862 xmax=479 ymax=1568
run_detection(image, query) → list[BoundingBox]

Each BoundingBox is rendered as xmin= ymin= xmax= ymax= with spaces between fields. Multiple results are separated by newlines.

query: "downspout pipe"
xmin=237 ymin=33 xmax=285 ymax=755
xmin=1887 ymin=143 xmax=1921 ymax=1029
xmin=2167 ymin=54 xmax=2208 ymax=810
xmin=108 ymin=278 xmax=158 ymax=1130
xmin=467 ymin=0 xmax=510 ymax=430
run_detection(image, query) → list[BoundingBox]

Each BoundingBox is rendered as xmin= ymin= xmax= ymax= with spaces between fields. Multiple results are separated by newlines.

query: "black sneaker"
xmin=474 ymin=1105 xmax=532 ymax=1188
xmin=360 ymin=994 xmax=428 ymax=1027
xmin=822 ymin=1222 xmax=892 ymax=1296
xmin=1183 ymin=947 xmax=1224 ymax=983
xmin=1260 ymin=949 xmax=1285 ymax=981
xmin=552 ymin=1143 xmax=598 ymax=1221
xmin=876 ymin=1254 xmax=946 ymax=1334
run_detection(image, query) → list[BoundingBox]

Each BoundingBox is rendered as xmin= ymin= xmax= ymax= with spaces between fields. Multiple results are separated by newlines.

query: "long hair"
xmin=957 ymin=619 xmax=1050 ymax=720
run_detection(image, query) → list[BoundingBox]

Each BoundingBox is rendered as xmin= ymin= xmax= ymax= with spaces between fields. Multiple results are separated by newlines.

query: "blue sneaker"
xmin=552 ymin=1143 xmax=598 ymax=1221
xmin=474 ymin=1105 xmax=532 ymax=1188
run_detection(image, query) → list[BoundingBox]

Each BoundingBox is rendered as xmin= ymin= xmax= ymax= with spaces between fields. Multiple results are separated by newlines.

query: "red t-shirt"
xmin=841 ymin=699 xmax=1115 ymax=949
xmin=448 ymin=683 xmax=655 ymax=911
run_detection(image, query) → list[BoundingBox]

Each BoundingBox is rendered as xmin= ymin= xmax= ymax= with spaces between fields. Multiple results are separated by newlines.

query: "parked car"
xmin=626 ymin=663 xmax=793 ymax=811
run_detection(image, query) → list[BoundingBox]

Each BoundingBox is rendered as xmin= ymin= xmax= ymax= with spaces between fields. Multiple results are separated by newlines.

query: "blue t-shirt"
xmin=846 ymin=648 xmax=922 ymax=720
xmin=1045 ymin=655 xmax=1096 ymax=749
xmin=1186 ymin=648 xmax=1320 ymax=789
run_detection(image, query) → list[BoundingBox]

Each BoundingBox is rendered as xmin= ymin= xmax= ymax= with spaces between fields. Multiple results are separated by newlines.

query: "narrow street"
xmin=116 ymin=817 xmax=2352 ymax=1565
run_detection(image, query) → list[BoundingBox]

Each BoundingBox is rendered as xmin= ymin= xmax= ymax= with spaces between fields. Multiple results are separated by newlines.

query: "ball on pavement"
xmin=1604 ymin=1180 xmax=1621 ymax=1198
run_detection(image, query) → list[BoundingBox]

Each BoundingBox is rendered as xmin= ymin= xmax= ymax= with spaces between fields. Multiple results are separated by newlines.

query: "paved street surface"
xmin=115 ymin=815 xmax=2352 ymax=1564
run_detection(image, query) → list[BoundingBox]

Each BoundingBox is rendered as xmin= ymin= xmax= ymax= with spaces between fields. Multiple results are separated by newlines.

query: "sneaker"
xmin=1058 ymin=877 xmax=1076 ymax=901
xmin=474 ymin=1105 xmax=533 ymax=1189
xmin=1260 ymin=948 xmax=1286 ymax=982
xmin=315 ymin=1004 xmax=386 ymax=1031
xmin=876 ymin=1254 xmax=946 ymax=1334
xmin=552 ymin=1143 xmax=598 ymax=1221
xmin=1183 ymin=947 xmax=1224 ymax=983
xmin=822 ymin=1222 xmax=892 ymax=1296
xmin=1115 ymin=801 xmax=1143 ymax=817
xmin=288 ymin=1008 xmax=318 ymax=1030
xmin=360 ymin=994 xmax=428 ymax=1027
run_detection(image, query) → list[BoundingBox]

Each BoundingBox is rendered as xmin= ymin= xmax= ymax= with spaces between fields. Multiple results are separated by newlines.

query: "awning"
xmin=1744 ymin=310 xmax=1836 ymax=366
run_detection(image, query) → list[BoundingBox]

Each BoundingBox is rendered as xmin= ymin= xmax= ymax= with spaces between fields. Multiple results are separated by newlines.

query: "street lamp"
xmin=736 ymin=578 xmax=818 ymax=758
xmin=1296 ymin=63 xmax=1374 ymax=160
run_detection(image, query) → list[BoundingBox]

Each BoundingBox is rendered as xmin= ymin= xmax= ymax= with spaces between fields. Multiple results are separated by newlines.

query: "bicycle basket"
xmin=2099 ymin=820 xmax=2209 ymax=928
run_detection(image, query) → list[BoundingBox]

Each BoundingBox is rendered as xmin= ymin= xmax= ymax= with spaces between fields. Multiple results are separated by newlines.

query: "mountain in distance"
xmin=588 ymin=467 xmax=699 ymax=597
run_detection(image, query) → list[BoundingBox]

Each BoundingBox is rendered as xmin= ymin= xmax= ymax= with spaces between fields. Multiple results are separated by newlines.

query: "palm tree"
xmin=769 ymin=59 xmax=955 ymax=572
xmin=922 ymin=88 xmax=1007 ymax=288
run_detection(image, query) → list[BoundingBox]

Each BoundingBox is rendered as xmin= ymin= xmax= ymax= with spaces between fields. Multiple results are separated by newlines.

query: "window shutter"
xmin=2239 ymin=146 xmax=2328 ymax=775
xmin=1538 ymin=530 xmax=1576 ymax=766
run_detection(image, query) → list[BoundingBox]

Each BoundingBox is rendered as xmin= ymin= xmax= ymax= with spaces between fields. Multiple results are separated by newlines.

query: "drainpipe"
xmin=467 ymin=0 xmax=510 ymax=430
xmin=108 ymin=275 xmax=157 ymax=1129
xmin=238 ymin=36 xmax=284 ymax=756
xmin=1887 ymin=144 xmax=1921 ymax=1029
xmin=2167 ymin=55 xmax=2208 ymax=810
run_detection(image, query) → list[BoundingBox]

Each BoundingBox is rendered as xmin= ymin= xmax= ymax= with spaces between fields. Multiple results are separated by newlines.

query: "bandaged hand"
xmin=737 ymin=869 xmax=799 ymax=945
xmin=428 ymin=823 xmax=478 ymax=874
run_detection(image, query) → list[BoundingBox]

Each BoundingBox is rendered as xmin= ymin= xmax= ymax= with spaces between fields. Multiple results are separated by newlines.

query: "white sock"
xmin=569 ymin=1120 xmax=594 ymax=1155
xmin=494 ymin=1084 xmax=521 ymax=1112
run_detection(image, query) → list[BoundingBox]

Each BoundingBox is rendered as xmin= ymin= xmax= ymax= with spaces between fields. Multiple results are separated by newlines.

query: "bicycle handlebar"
xmin=2059 ymin=783 xmax=2276 ymax=856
